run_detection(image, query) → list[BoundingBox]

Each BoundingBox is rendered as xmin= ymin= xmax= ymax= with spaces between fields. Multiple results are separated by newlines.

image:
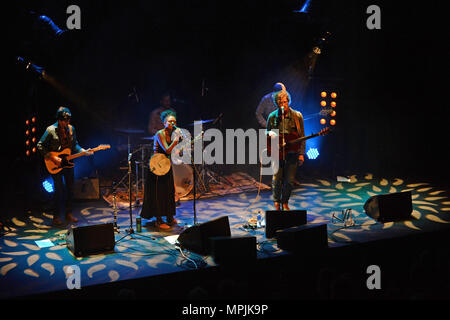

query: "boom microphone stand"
xmin=116 ymin=152 xmax=156 ymax=244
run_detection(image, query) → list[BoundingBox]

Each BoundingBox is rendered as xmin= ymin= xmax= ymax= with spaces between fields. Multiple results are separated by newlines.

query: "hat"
xmin=56 ymin=106 xmax=72 ymax=120
xmin=273 ymin=82 xmax=286 ymax=92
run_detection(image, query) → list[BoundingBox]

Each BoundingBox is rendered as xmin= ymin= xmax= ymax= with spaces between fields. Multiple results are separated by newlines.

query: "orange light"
xmin=26 ymin=120 xmax=30 ymax=126
xmin=331 ymin=101 xmax=336 ymax=108
xmin=26 ymin=140 xmax=30 ymax=146
xmin=321 ymin=91 xmax=327 ymax=98
xmin=320 ymin=101 xmax=327 ymax=107
xmin=32 ymin=137 xmax=36 ymax=143
xmin=32 ymin=127 xmax=36 ymax=133
xmin=26 ymin=130 xmax=30 ymax=135
xmin=320 ymin=118 xmax=326 ymax=125
xmin=26 ymin=150 xmax=30 ymax=156
xmin=331 ymin=111 xmax=336 ymax=117
xmin=330 ymin=119 xmax=336 ymax=126
xmin=32 ymin=117 xmax=36 ymax=123
xmin=331 ymin=92 xmax=337 ymax=99
xmin=32 ymin=147 xmax=36 ymax=153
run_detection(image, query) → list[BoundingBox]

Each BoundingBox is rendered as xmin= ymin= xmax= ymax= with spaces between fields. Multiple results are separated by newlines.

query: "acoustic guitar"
xmin=44 ymin=144 xmax=110 ymax=174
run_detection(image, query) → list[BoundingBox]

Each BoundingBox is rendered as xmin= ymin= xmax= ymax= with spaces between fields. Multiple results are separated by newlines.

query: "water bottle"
xmin=256 ymin=213 xmax=262 ymax=228
xmin=136 ymin=216 xmax=142 ymax=233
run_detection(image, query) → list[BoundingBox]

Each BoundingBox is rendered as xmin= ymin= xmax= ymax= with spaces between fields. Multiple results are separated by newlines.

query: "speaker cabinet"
xmin=73 ymin=178 xmax=100 ymax=200
xmin=265 ymin=210 xmax=307 ymax=238
xmin=66 ymin=223 xmax=115 ymax=257
xmin=210 ymin=236 xmax=256 ymax=265
xmin=364 ymin=191 xmax=412 ymax=222
xmin=276 ymin=223 xmax=328 ymax=253
xmin=178 ymin=216 xmax=231 ymax=255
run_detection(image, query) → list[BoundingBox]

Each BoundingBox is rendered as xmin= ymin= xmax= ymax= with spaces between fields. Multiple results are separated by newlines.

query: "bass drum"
xmin=172 ymin=163 xmax=193 ymax=198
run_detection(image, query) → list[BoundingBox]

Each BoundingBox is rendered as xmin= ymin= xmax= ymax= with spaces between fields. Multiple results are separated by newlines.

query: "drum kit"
xmin=114 ymin=119 xmax=220 ymax=205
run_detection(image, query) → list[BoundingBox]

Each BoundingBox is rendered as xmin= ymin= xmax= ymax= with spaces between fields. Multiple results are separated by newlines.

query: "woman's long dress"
xmin=140 ymin=130 xmax=176 ymax=219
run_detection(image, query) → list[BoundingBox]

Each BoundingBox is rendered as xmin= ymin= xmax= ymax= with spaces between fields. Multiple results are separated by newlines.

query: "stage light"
xmin=331 ymin=101 xmax=336 ymax=108
xmin=26 ymin=140 xmax=30 ymax=146
xmin=26 ymin=120 xmax=30 ymax=125
xmin=320 ymin=101 xmax=326 ymax=107
xmin=32 ymin=147 xmax=36 ymax=153
xmin=32 ymin=137 xmax=36 ymax=143
xmin=331 ymin=92 xmax=337 ymax=99
xmin=313 ymin=46 xmax=321 ymax=55
xmin=26 ymin=130 xmax=30 ymax=135
xmin=26 ymin=150 xmax=30 ymax=156
xmin=32 ymin=117 xmax=36 ymax=123
xmin=321 ymin=91 xmax=327 ymax=98
xmin=307 ymin=148 xmax=319 ymax=160
xmin=330 ymin=119 xmax=336 ymax=126
xmin=331 ymin=110 xmax=336 ymax=117
xmin=17 ymin=57 xmax=45 ymax=79
xmin=42 ymin=179 xmax=54 ymax=193
xmin=320 ymin=118 xmax=326 ymax=125
xmin=32 ymin=127 xmax=36 ymax=133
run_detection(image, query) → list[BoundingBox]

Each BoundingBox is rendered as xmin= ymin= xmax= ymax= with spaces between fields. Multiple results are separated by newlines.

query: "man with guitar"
xmin=266 ymin=90 xmax=305 ymax=211
xmin=37 ymin=107 xmax=93 ymax=227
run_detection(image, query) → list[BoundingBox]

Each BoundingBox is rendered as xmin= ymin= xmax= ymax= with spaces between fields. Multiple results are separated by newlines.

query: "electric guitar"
xmin=267 ymin=127 xmax=331 ymax=160
xmin=45 ymin=144 xmax=111 ymax=174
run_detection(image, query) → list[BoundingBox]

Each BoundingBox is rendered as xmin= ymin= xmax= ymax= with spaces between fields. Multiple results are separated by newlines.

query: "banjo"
xmin=149 ymin=130 xmax=203 ymax=176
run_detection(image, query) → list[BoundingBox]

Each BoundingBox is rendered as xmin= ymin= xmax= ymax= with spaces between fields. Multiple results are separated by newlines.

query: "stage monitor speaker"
xmin=66 ymin=223 xmax=115 ymax=257
xmin=210 ymin=236 xmax=256 ymax=265
xmin=276 ymin=223 xmax=328 ymax=253
xmin=73 ymin=178 xmax=100 ymax=200
xmin=363 ymin=191 xmax=412 ymax=222
xmin=265 ymin=210 xmax=307 ymax=239
xmin=178 ymin=216 xmax=231 ymax=255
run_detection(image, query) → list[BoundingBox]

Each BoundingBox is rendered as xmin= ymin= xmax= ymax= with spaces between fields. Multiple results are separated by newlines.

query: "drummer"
xmin=148 ymin=92 xmax=177 ymax=136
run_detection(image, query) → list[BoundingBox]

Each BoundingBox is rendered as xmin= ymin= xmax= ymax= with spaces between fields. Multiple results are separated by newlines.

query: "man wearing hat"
xmin=255 ymin=82 xmax=286 ymax=128
xmin=37 ymin=106 xmax=93 ymax=227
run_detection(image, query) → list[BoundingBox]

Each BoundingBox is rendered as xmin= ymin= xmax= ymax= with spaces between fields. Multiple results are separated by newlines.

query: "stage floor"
xmin=1 ymin=173 xmax=449 ymax=299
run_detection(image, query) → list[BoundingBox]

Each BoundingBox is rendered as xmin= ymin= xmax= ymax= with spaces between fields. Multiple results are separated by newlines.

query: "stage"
xmin=1 ymin=173 xmax=449 ymax=300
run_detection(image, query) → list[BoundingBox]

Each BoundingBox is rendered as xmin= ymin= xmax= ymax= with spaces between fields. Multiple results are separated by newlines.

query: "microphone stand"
xmin=116 ymin=151 xmax=156 ymax=243
xmin=127 ymin=152 xmax=134 ymax=235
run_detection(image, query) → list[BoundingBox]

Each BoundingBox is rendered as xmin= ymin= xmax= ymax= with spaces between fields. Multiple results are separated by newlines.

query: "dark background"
xmin=5 ymin=0 xmax=449 ymax=212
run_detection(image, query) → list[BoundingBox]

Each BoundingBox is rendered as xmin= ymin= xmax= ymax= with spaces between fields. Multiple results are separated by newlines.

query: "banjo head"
xmin=149 ymin=153 xmax=171 ymax=176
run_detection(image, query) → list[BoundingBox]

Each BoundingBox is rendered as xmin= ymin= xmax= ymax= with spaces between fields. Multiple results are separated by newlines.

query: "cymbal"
xmin=187 ymin=119 xmax=214 ymax=126
xmin=141 ymin=136 xmax=154 ymax=140
xmin=115 ymin=128 xmax=145 ymax=134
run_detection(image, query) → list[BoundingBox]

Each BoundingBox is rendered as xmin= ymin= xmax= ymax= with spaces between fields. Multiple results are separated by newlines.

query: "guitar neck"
xmin=287 ymin=133 xmax=320 ymax=145
xmin=67 ymin=151 xmax=88 ymax=161
xmin=66 ymin=147 xmax=101 ymax=161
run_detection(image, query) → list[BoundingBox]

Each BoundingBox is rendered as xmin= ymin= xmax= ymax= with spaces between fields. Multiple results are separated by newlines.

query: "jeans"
xmin=272 ymin=153 xmax=298 ymax=204
xmin=51 ymin=167 xmax=74 ymax=219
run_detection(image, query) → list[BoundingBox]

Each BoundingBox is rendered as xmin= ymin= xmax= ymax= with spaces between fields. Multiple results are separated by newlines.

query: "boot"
xmin=167 ymin=216 xmax=178 ymax=226
xmin=274 ymin=202 xmax=281 ymax=210
xmin=282 ymin=203 xmax=290 ymax=211
xmin=155 ymin=217 xmax=170 ymax=229
xmin=65 ymin=213 xmax=78 ymax=223
xmin=52 ymin=216 xmax=65 ymax=227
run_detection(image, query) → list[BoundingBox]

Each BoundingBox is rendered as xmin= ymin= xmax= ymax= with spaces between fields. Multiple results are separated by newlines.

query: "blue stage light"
xmin=307 ymin=148 xmax=319 ymax=160
xmin=42 ymin=179 xmax=54 ymax=193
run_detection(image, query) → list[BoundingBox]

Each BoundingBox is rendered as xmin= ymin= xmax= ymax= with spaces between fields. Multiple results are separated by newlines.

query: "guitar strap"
xmin=292 ymin=108 xmax=302 ymax=136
